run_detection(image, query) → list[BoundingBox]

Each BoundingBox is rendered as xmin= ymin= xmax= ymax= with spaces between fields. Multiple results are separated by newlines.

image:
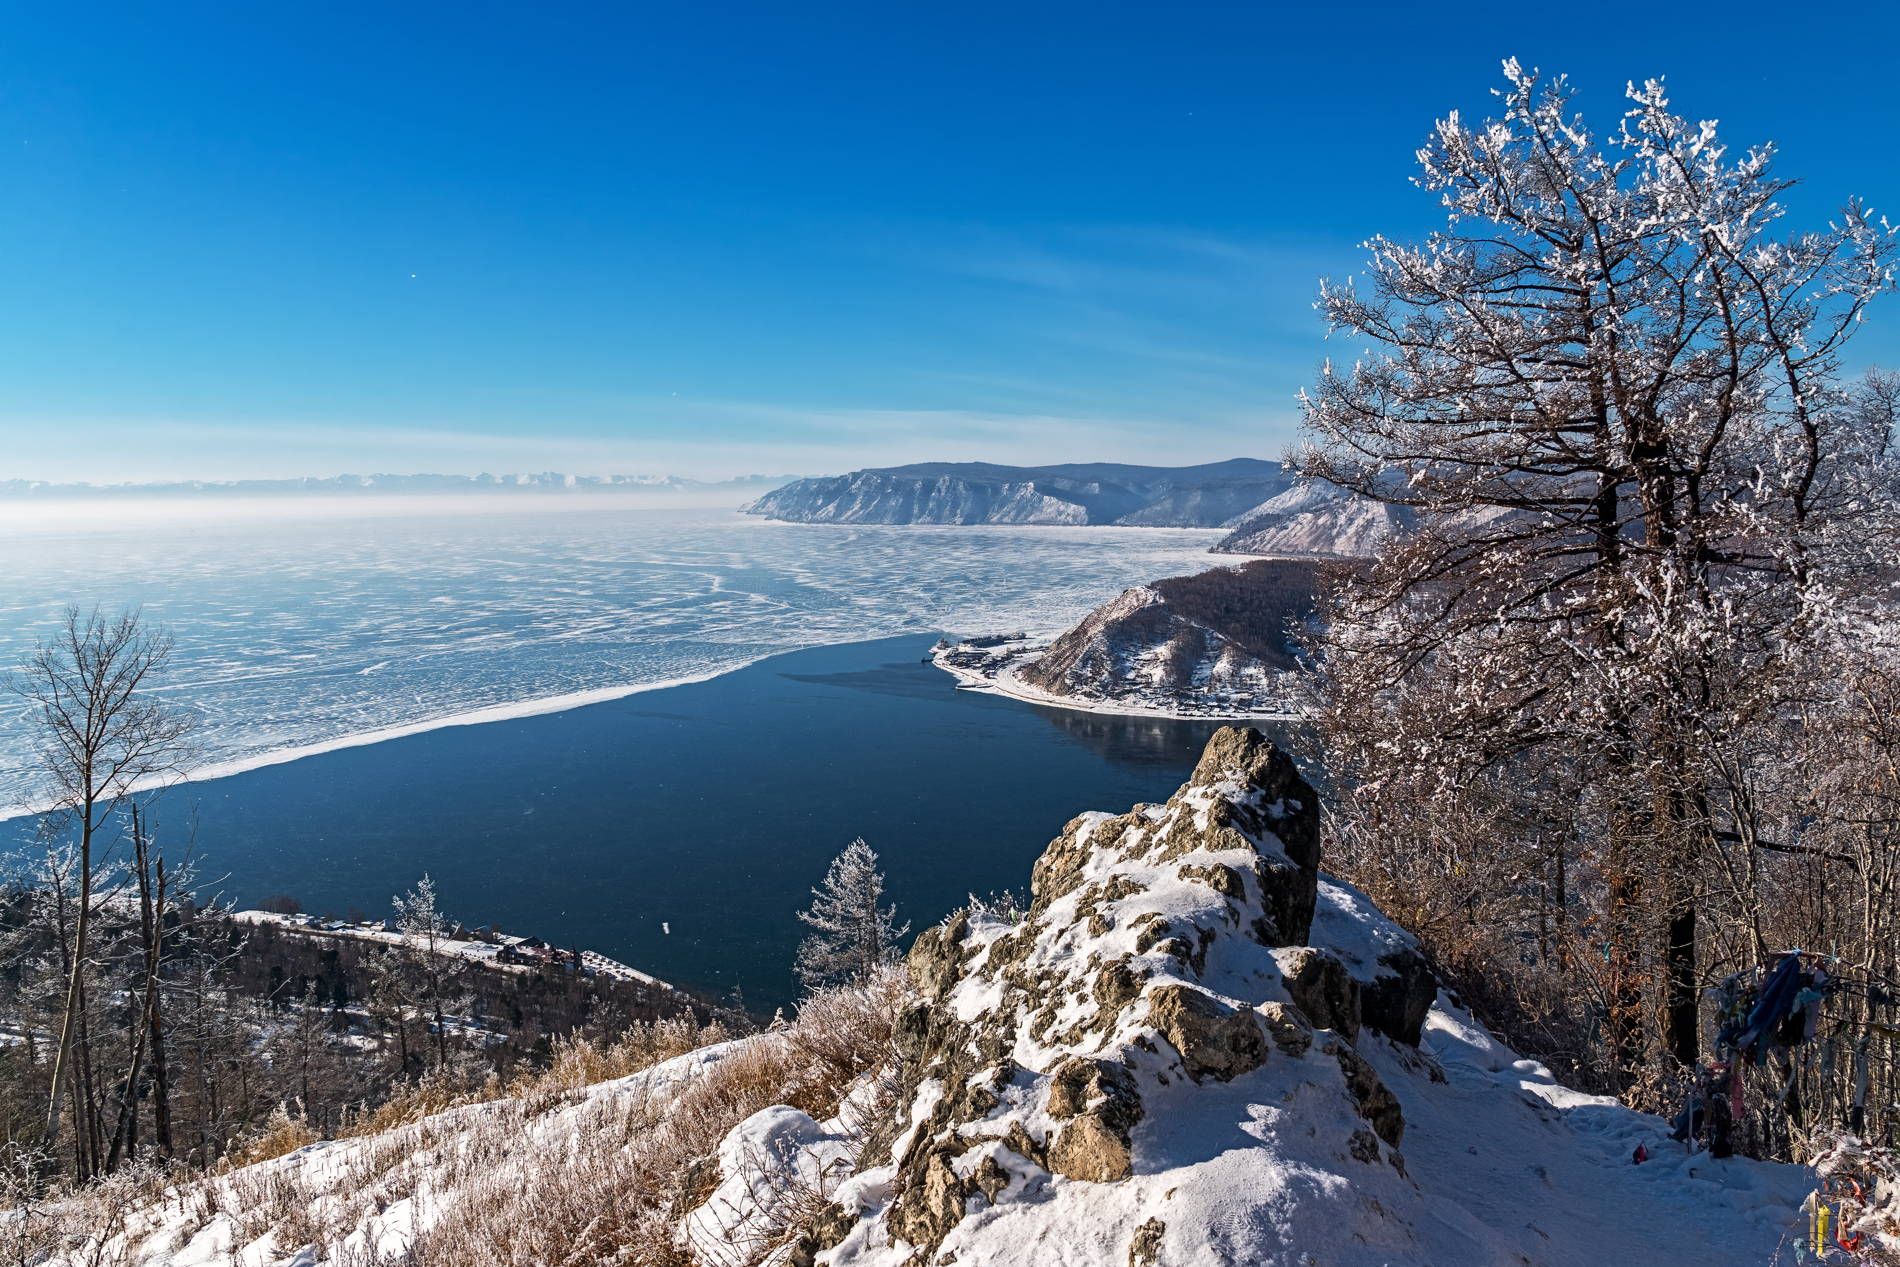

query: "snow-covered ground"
xmin=59 ymin=1040 xmax=754 ymax=1266
xmin=17 ymin=730 xmax=1827 ymax=1266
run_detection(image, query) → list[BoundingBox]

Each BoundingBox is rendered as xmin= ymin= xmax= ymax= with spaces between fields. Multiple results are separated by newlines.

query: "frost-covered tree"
xmin=794 ymin=840 xmax=909 ymax=991
xmin=393 ymin=875 xmax=472 ymax=1071
xmin=1300 ymin=61 xmax=1895 ymax=1092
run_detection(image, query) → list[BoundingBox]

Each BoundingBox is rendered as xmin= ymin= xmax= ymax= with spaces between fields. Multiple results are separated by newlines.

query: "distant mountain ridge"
xmin=745 ymin=458 xmax=1296 ymax=527
xmin=0 ymin=472 xmax=793 ymax=500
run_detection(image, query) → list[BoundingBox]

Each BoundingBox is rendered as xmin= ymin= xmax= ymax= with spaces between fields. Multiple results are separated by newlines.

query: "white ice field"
xmin=0 ymin=500 xmax=1227 ymax=813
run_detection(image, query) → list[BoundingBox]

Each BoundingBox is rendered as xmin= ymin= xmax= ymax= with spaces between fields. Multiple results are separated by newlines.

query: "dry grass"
xmin=222 ymin=1103 xmax=322 ymax=1169
xmin=336 ymin=1014 xmax=731 ymax=1141
xmin=0 ymin=1157 xmax=168 ymax=1267
xmin=8 ymin=977 xmax=904 ymax=1266
xmin=404 ymin=968 xmax=905 ymax=1267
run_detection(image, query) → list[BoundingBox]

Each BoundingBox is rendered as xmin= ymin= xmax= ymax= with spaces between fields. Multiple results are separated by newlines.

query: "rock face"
xmin=804 ymin=726 xmax=1453 ymax=1265
xmin=1214 ymin=480 xmax=1416 ymax=557
xmin=1014 ymin=559 xmax=1329 ymax=713
xmin=745 ymin=460 xmax=1295 ymax=527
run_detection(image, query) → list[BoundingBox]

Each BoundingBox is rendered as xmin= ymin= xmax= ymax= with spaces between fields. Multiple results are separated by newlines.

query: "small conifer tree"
xmin=794 ymin=839 xmax=908 ymax=990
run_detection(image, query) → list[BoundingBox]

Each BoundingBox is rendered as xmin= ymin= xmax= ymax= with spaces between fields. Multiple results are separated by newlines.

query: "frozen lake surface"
xmin=0 ymin=499 xmax=1226 ymax=813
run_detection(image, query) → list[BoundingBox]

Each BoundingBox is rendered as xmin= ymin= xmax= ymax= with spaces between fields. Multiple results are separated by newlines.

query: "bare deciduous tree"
xmin=9 ymin=607 xmax=193 ymax=1172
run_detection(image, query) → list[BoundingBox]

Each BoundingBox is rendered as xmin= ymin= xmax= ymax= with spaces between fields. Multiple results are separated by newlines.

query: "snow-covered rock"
xmin=711 ymin=726 xmax=1811 ymax=1267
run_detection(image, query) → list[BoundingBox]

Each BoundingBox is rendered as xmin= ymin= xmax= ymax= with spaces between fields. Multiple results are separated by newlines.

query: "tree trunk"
xmin=42 ymin=805 xmax=95 ymax=1162
xmin=108 ymin=814 xmax=169 ymax=1171
xmin=1665 ymin=900 xmax=1698 ymax=1068
xmin=105 ymin=984 xmax=146 ymax=1173
xmin=1658 ymin=761 xmax=1703 ymax=1071
xmin=148 ymin=883 xmax=175 ymax=1158
xmin=1603 ymin=846 xmax=1647 ymax=1090
xmin=76 ymin=974 xmax=104 ymax=1180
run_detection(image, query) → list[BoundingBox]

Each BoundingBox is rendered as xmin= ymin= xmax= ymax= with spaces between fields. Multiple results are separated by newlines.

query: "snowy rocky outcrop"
xmin=1214 ymin=480 xmax=1416 ymax=557
xmin=1011 ymin=560 xmax=1324 ymax=713
xmin=695 ymin=727 xmax=1812 ymax=1266
xmin=783 ymin=728 xmax=1434 ymax=1264
xmin=746 ymin=461 xmax=1295 ymax=528
xmin=749 ymin=470 xmax=1090 ymax=525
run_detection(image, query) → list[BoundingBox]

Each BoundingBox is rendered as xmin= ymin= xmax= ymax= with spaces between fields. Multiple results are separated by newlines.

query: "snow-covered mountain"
xmin=49 ymin=729 xmax=1817 ymax=1266
xmin=745 ymin=460 xmax=1296 ymax=527
xmin=1214 ymin=480 xmax=1416 ymax=557
xmin=1011 ymin=559 xmax=1326 ymax=713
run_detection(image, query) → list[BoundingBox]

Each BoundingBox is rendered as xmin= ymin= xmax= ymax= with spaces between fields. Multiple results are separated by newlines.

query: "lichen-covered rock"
xmin=906 ymin=912 xmax=970 ymax=1003
xmin=1128 ymin=1217 xmax=1167 ymax=1267
xmin=1330 ymin=1038 xmax=1405 ymax=1147
xmin=787 ymin=1205 xmax=857 ymax=1267
xmin=1045 ymin=1057 xmax=1144 ymax=1181
xmin=887 ymin=1147 xmax=969 ymax=1248
xmin=1049 ymin=1110 xmax=1135 ymax=1182
xmin=1046 ymin=1057 xmax=1137 ymax=1121
xmin=1186 ymin=726 xmax=1322 ymax=946
xmin=1256 ymin=1001 xmax=1315 ymax=1056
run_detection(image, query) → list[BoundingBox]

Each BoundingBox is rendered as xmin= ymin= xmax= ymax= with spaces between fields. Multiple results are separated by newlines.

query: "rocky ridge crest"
xmin=789 ymin=727 xmax=1440 ymax=1266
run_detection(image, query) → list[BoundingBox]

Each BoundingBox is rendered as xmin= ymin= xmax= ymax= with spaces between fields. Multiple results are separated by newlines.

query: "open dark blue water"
xmin=7 ymin=635 xmax=1281 ymax=1008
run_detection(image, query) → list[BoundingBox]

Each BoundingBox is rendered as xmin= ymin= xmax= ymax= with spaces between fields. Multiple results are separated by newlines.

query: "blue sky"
xmin=2 ymin=2 xmax=1896 ymax=482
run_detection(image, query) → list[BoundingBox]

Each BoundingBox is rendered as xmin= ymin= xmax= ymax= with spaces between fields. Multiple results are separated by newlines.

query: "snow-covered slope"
xmin=1010 ymin=560 xmax=1325 ymax=714
xmin=746 ymin=460 xmax=1296 ymax=527
xmin=696 ymin=728 xmax=1813 ymax=1266
xmin=1215 ymin=480 xmax=1416 ymax=557
xmin=50 ymin=1039 xmax=753 ymax=1266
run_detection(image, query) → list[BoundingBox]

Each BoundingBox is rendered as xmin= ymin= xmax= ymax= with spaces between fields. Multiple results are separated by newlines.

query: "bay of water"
xmin=0 ymin=500 xmax=1281 ymax=1005
xmin=7 ymin=634 xmax=1270 ymax=1007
